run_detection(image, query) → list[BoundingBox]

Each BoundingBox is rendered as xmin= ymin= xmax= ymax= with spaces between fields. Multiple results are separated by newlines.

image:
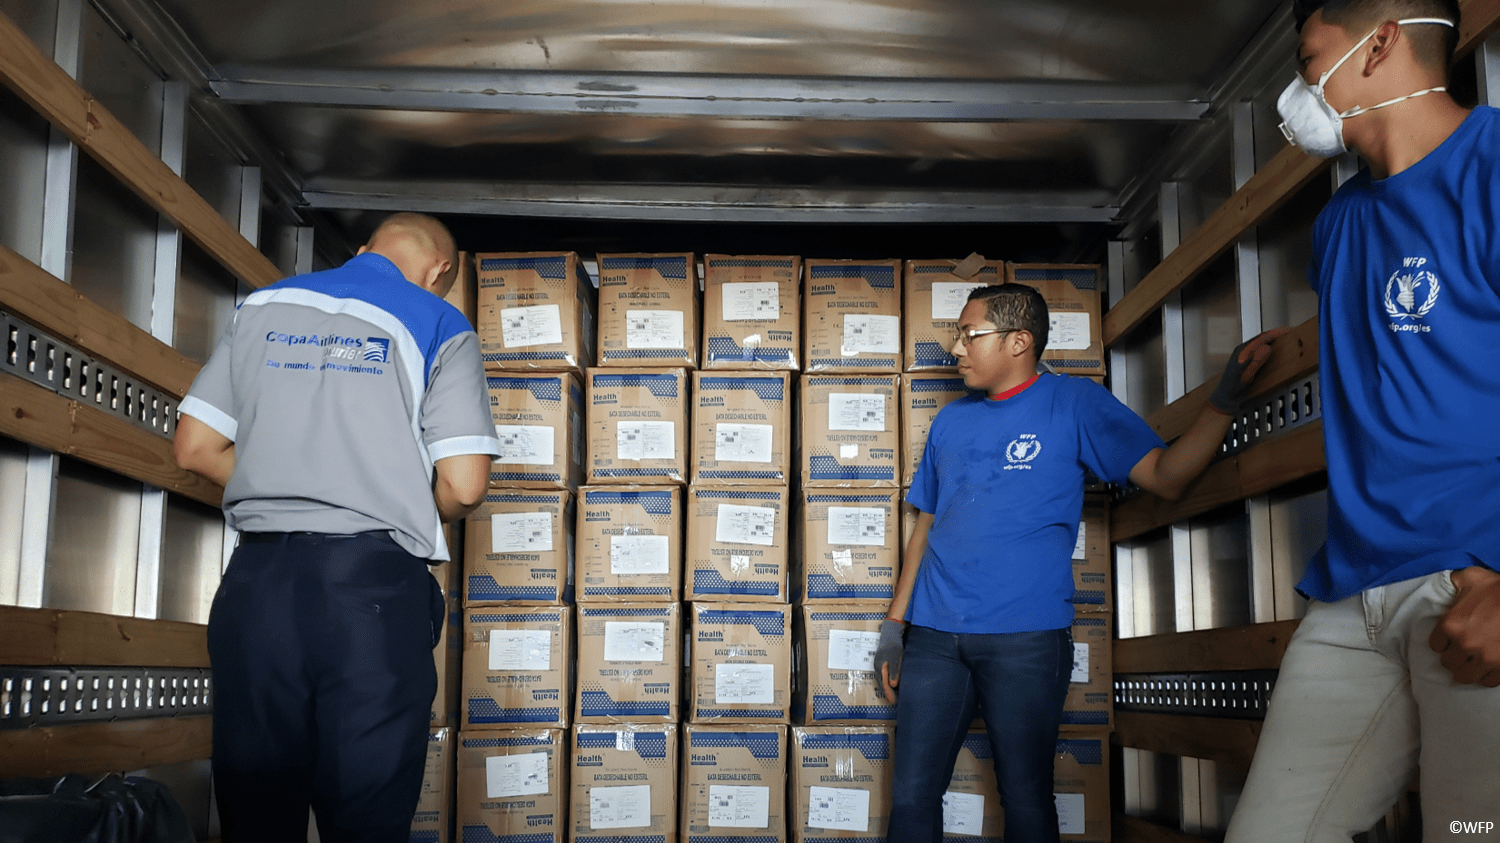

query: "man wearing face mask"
xmin=1226 ymin=0 xmax=1498 ymax=841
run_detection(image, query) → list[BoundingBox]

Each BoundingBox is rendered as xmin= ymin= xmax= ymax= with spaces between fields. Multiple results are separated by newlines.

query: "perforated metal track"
xmin=1113 ymin=670 xmax=1278 ymax=720
xmin=3 ymin=311 xmax=179 ymax=438
xmin=0 ymin=666 xmax=212 ymax=728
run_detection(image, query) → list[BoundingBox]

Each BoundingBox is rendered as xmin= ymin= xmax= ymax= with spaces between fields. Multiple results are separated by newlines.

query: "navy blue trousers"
xmin=208 ymin=531 xmax=441 ymax=842
xmin=887 ymin=625 xmax=1073 ymax=843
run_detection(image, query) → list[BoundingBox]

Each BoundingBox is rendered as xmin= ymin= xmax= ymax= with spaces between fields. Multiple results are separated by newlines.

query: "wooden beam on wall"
xmin=0 ymin=605 xmax=210 ymax=666
xmin=0 ymin=716 xmax=212 ymax=778
xmin=0 ymin=373 xmax=223 ymax=507
xmin=0 ymin=246 xmax=200 ymax=398
xmin=1114 ymin=713 xmax=1264 ymax=766
xmin=1111 ymin=420 xmax=1323 ymax=543
xmin=1114 ymin=620 xmax=1300 ymax=674
xmin=0 ymin=12 xmax=281 ymax=291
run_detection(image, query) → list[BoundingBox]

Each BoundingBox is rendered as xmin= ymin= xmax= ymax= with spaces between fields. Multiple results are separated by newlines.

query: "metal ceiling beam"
xmin=210 ymin=66 xmax=1209 ymax=122
xmin=300 ymin=179 xmax=1119 ymax=224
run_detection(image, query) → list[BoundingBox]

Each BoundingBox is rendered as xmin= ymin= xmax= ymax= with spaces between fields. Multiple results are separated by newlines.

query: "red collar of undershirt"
xmin=989 ymin=374 xmax=1040 ymax=401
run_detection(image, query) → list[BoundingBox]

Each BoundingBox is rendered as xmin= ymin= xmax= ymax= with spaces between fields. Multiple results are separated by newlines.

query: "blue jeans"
xmin=887 ymin=625 xmax=1072 ymax=843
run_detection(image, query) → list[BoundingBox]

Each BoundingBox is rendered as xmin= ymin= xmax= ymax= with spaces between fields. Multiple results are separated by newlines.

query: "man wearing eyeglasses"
xmin=877 ymin=283 xmax=1283 ymax=841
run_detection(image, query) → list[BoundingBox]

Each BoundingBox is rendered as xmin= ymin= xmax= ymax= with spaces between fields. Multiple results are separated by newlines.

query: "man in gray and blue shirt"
xmin=175 ymin=213 xmax=500 ymax=841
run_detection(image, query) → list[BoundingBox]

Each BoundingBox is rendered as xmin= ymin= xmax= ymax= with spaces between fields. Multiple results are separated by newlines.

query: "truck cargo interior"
xmin=0 ymin=0 xmax=1498 ymax=841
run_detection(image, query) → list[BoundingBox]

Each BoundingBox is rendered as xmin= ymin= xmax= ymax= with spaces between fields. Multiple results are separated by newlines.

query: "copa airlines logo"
xmin=362 ymin=338 xmax=390 ymax=363
xmin=1004 ymin=434 xmax=1042 ymax=470
xmin=1383 ymin=258 xmax=1440 ymax=334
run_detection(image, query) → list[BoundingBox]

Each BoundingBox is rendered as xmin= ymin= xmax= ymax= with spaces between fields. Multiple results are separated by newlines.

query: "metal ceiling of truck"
xmin=110 ymin=0 xmax=1292 ymax=258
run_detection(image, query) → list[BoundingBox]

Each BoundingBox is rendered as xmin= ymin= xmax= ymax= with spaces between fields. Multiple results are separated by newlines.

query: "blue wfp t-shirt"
xmin=1298 ymin=106 xmax=1500 ymax=602
xmin=906 ymin=375 xmax=1164 ymax=633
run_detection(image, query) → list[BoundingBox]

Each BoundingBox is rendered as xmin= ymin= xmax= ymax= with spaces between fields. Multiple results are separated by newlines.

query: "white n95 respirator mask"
xmin=1277 ymin=17 xmax=1455 ymax=158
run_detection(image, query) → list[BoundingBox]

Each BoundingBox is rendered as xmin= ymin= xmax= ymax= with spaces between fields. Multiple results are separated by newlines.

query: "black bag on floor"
xmin=0 ymin=774 xmax=194 ymax=842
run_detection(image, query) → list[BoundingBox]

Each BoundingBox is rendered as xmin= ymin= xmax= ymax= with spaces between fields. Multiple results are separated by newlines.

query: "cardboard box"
xmin=798 ymin=490 xmax=900 ymax=605
xmin=1053 ymin=730 xmax=1112 ymax=842
xmin=456 ymin=728 xmax=566 ymax=842
xmin=690 ymin=602 xmax=792 ymax=724
xmin=477 ymin=251 xmax=596 ymax=373
xmin=702 ymin=254 xmax=802 ymax=371
xmin=575 ymin=602 xmax=681 ymax=723
xmin=461 ymin=605 xmax=572 ymax=729
xmin=430 ymin=546 xmax=462 ymax=726
xmin=1005 ymin=262 xmax=1103 ymax=295
xmin=576 ymin=485 xmax=683 ymax=602
xmin=790 ymin=725 xmax=894 ymax=842
xmin=464 ymin=490 xmax=573 ymax=606
xmin=942 ymin=730 xmax=1004 ymax=842
xmin=1005 ymin=266 xmax=1104 ymax=375
xmin=585 ymin=368 xmax=689 ymax=485
xmin=691 ymin=371 xmax=792 ymax=487
xmin=799 ymin=375 xmax=900 ymax=489
xmin=596 ymin=253 xmax=699 ymax=368
xmin=685 ymin=486 xmax=789 ymax=603
xmin=803 ymin=259 xmax=903 ymax=373
xmin=798 ymin=604 xmax=895 ymax=725
xmin=569 ymin=723 xmax=679 ymax=842
xmin=681 ymin=724 xmax=789 ymax=842
xmin=1063 ymin=609 xmax=1112 ymax=731
xmin=444 ymin=250 xmax=477 ymax=329
xmin=409 ymin=727 xmax=456 ymax=842
xmin=900 ymin=374 xmax=968 ymax=488
xmin=1072 ymin=496 xmax=1111 ymax=610
xmin=486 ymin=373 xmax=585 ymax=490
xmin=902 ymin=257 xmax=1005 ymax=372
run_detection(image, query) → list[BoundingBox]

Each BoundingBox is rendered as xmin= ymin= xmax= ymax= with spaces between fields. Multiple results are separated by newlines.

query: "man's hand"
xmin=1429 ymin=566 xmax=1499 ymax=687
xmin=1206 ymin=328 xmax=1289 ymax=414
xmin=875 ymin=619 xmax=905 ymax=704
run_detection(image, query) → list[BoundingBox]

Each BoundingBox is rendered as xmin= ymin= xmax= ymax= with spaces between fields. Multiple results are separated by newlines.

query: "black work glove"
xmin=1205 ymin=328 xmax=1288 ymax=414
xmin=874 ymin=619 xmax=905 ymax=703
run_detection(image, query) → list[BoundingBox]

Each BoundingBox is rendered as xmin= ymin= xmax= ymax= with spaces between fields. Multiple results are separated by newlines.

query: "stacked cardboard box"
xmin=569 ymin=723 xmax=680 ymax=841
xmin=476 ymin=252 xmax=596 ymax=373
xmin=1006 ymin=263 xmax=1105 ymax=377
xmin=596 ymin=253 xmax=699 ymax=369
xmin=902 ymin=256 xmax=1005 ymax=372
xmin=702 ymin=255 xmax=802 ymax=371
xmin=803 ymin=259 xmax=902 ymax=374
xmin=790 ymin=725 xmax=895 ymax=841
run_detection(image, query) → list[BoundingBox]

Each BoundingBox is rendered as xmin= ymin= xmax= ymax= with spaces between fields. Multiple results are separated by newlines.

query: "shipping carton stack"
xmin=1005 ymin=263 xmax=1105 ymax=377
xmin=901 ymin=256 xmax=1005 ymax=372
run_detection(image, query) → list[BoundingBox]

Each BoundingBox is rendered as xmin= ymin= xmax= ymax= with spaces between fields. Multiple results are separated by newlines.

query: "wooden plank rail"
xmin=1113 ymin=713 xmax=1265 ymax=766
xmin=0 ymin=716 xmax=213 ymax=779
xmin=1114 ymin=620 xmax=1300 ymax=674
xmin=1111 ymin=420 xmax=1324 ymax=543
xmin=0 ymin=246 xmax=200 ymax=399
xmin=0 ymin=373 xmax=223 ymax=507
xmin=0 ymin=605 xmax=210 ymax=667
xmin=0 ymin=11 xmax=281 ymax=291
xmin=1117 ymin=814 xmax=1209 ymax=842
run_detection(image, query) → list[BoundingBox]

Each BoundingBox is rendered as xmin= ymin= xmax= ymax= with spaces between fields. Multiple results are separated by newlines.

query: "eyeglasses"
xmin=951 ymin=326 xmax=1022 ymax=346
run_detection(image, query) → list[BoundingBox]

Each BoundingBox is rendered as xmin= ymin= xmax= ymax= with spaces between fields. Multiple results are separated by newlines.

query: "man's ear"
xmin=1361 ymin=21 xmax=1402 ymax=76
xmin=1013 ymin=330 xmax=1035 ymax=357
xmin=357 ymin=244 xmax=369 ymax=255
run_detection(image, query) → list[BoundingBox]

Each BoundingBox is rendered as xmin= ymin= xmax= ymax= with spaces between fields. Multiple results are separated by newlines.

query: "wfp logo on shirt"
xmin=1384 ymin=258 xmax=1440 ymax=334
xmin=362 ymin=337 xmax=390 ymax=363
xmin=1004 ymin=434 xmax=1042 ymax=471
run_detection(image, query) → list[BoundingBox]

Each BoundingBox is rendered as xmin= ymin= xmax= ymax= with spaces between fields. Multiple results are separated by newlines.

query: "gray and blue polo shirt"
xmin=180 ymin=252 xmax=501 ymax=561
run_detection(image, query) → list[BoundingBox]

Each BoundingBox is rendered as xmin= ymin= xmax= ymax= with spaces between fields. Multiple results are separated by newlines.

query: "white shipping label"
xmin=488 ymin=629 xmax=552 ymax=671
xmin=723 ymin=282 xmax=780 ymax=322
xmin=1047 ymin=312 xmax=1092 ymax=351
xmin=715 ymin=504 xmax=777 ymax=547
xmin=807 ymin=786 xmax=871 ymax=833
xmin=841 ymin=314 xmax=900 ymax=355
xmin=1054 ymin=792 xmax=1086 ymax=835
xmin=499 ymin=304 xmax=563 ymax=348
xmin=714 ymin=663 xmax=775 ymax=704
xmin=827 ymin=507 xmax=887 ymax=547
xmin=490 ymin=512 xmax=554 ymax=553
xmin=827 ymin=629 xmax=880 ymax=672
xmin=729 ymin=554 xmax=750 ymax=573
xmin=590 ymin=784 xmax=652 ymax=830
xmin=625 ymin=309 xmax=685 ymax=350
xmin=708 ymin=784 xmax=771 ymax=829
xmin=828 ymin=393 xmax=887 ymax=432
xmin=485 ymin=751 xmax=550 ymax=799
xmin=839 ymin=443 xmax=860 ymax=459
xmin=942 ymin=791 xmax=986 ymax=837
xmin=610 ymin=534 xmax=670 ymax=574
xmin=715 ymin=423 xmax=774 ymax=464
xmin=603 ymin=620 xmax=666 ymax=663
xmin=1073 ymin=521 xmax=1087 ymax=560
xmin=616 ymin=421 xmax=677 ymax=461
xmin=931 ymin=281 xmax=988 ymax=321
xmin=1071 ymin=641 xmax=1090 ymax=684
xmin=494 ymin=425 xmax=555 ymax=466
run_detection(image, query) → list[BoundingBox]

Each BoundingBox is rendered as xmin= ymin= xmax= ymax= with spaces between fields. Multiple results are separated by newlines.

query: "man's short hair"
xmin=1293 ymin=0 xmax=1460 ymax=73
xmin=368 ymin=212 xmax=459 ymax=290
xmin=965 ymin=283 xmax=1050 ymax=361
